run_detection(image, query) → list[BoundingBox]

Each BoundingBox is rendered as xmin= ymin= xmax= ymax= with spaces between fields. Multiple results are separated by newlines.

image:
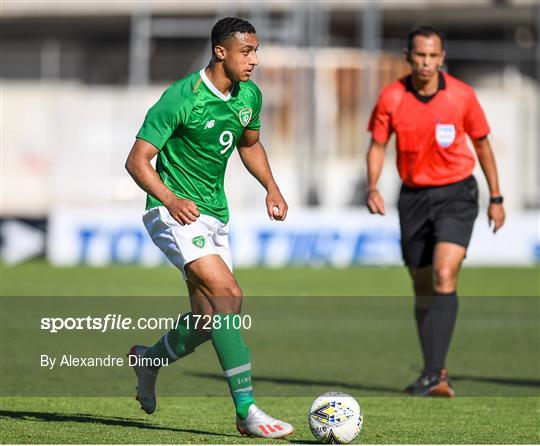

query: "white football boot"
xmin=128 ymin=345 xmax=158 ymax=414
xmin=236 ymin=404 xmax=294 ymax=439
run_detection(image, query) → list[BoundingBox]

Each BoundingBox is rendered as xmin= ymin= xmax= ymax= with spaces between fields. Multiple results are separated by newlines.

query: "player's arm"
xmin=237 ymin=128 xmax=288 ymax=221
xmin=366 ymin=139 xmax=387 ymax=215
xmin=125 ymin=138 xmax=200 ymax=225
xmin=472 ymin=136 xmax=506 ymax=233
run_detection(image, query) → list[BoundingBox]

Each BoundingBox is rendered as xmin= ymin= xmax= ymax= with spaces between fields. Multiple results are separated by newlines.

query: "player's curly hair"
xmin=407 ymin=25 xmax=446 ymax=53
xmin=211 ymin=17 xmax=256 ymax=49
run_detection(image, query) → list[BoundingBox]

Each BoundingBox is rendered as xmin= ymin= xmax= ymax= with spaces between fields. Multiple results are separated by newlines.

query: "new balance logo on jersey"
xmin=204 ymin=120 xmax=215 ymax=129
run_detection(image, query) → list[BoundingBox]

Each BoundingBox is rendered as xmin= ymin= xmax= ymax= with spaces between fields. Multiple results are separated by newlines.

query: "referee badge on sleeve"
xmin=435 ymin=124 xmax=456 ymax=148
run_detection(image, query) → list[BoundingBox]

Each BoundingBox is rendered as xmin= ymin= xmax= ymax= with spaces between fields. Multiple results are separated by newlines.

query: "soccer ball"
xmin=308 ymin=391 xmax=363 ymax=444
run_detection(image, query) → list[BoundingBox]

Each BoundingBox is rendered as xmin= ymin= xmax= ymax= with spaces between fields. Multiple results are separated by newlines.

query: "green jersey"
xmin=137 ymin=69 xmax=262 ymax=223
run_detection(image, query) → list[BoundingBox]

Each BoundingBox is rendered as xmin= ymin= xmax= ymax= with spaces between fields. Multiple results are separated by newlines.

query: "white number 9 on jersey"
xmin=219 ymin=130 xmax=234 ymax=155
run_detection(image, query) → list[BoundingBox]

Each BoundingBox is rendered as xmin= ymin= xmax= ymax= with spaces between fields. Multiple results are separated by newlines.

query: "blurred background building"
xmin=1 ymin=0 xmax=539 ymax=267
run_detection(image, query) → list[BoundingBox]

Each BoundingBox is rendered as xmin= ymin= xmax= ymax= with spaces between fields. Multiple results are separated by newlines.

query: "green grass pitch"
xmin=1 ymin=262 xmax=539 ymax=444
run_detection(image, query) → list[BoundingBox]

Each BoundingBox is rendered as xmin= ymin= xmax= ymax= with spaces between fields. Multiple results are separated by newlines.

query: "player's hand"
xmin=266 ymin=186 xmax=288 ymax=221
xmin=367 ymin=189 xmax=385 ymax=215
xmin=488 ymin=203 xmax=505 ymax=233
xmin=165 ymin=196 xmax=200 ymax=226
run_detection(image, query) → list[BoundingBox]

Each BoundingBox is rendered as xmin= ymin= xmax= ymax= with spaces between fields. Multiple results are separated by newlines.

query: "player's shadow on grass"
xmin=451 ymin=375 xmax=540 ymax=389
xmin=0 ymin=410 xmax=238 ymax=438
xmin=186 ymin=372 xmax=403 ymax=394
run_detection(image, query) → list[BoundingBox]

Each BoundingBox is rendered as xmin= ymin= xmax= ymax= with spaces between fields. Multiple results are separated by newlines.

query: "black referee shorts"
xmin=397 ymin=175 xmax=479 ymax=269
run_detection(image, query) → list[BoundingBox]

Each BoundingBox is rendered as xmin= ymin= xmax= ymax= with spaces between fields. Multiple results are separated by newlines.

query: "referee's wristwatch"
xmin=490 ymin=196 xmax=504 ymax=204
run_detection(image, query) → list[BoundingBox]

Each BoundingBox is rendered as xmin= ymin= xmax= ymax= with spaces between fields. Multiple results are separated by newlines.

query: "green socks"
xmin=143 ymin=312 xmax=255 ymax=419
xmin=211 ymin=315 xmax=255 ymax=419
xmin=143 ymin=313 xmax=210 ymax=369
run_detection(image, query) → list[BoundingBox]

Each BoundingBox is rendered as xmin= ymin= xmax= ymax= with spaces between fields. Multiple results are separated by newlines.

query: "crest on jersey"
xmin=435 ymin=124 xmax=456 ymax=148
xmin=192 ymin=236 xmax=206 ymax=249
xmin=238 ymin=108 xmax=252 ymax=127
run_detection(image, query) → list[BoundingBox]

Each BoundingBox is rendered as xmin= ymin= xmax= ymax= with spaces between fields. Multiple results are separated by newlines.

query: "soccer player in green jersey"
xmin=125 ymin=17 xmax=293 ymax=439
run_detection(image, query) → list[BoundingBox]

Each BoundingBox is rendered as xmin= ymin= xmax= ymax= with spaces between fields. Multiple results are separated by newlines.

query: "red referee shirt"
xmin=368 ymin=72 xmax=490 ymax=187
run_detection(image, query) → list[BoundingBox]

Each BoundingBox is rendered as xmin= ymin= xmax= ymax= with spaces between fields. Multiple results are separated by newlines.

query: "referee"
xmin=366 ymin=26 xmax=505 ymax=396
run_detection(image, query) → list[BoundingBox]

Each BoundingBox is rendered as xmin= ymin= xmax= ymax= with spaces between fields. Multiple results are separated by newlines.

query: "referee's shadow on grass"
xmin=0 ymin=410 xmax=238 ymax=438
xmin=451 ymin=375 xmax=540 ymax=388
xmin=185 ymin=372 xmax=403 ymax=394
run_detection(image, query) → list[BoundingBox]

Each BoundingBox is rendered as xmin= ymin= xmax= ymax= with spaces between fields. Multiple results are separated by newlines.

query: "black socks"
xmin=431 ymin=291 xmax=458 ymax=372
xmin=415 ymin=291 xmax=458 ymax=374
xmin=414 ymin=305 xmax=433 ymax=374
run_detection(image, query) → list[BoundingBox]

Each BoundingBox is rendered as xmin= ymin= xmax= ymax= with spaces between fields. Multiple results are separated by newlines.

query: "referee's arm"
xmin=366 ymin=139 xmax=387 ymax=215
xmin=472 ymin=136 xmax=506 ymax=233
